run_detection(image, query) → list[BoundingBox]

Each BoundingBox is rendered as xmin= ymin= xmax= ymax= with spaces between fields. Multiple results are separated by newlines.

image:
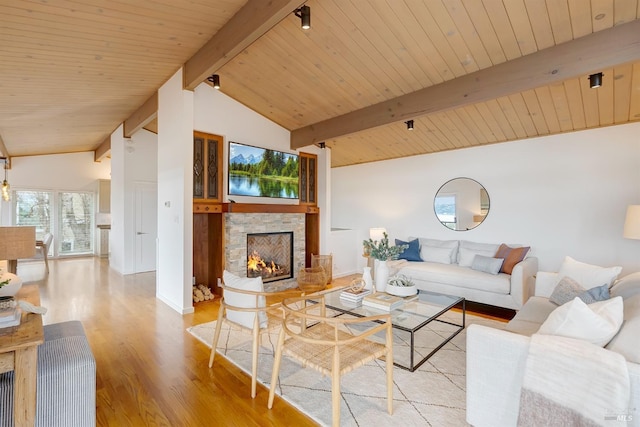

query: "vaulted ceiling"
xmin=2 ymin=0 xmax=639 ymax=168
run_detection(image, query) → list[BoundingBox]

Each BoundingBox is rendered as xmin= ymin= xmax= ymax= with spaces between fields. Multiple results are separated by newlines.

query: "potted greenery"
xmin=363 ymin=232 xmax=408 ymax=292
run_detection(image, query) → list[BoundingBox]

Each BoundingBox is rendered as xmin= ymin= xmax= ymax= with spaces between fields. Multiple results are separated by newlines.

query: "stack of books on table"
xmin=362 ymin=293 xmax=404 ymax=311
xmin=339 ymin=287 xmax=372 ymax=305
xmin=0 ymin=298 xmax=21 ymax=329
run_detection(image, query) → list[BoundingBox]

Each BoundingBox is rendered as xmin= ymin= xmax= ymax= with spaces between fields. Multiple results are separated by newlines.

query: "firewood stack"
xmin=193 ymin=284 xmax=214 ymax=303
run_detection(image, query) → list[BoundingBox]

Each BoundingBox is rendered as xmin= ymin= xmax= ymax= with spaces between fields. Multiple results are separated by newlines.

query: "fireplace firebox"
xmin=246 ymin=232 xmax=294 ymax=282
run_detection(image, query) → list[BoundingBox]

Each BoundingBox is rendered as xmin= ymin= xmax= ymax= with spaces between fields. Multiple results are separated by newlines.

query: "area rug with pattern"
xmin=187 ymin=311 xmax=504 ymax=427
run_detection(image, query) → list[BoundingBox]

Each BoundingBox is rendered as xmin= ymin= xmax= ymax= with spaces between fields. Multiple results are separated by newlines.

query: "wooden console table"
xmin=0 ymin=285 xmax=44 ymax=426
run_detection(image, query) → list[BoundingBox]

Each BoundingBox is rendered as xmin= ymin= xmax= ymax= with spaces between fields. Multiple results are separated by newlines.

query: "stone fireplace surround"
xmin=224 ymin=212 xmax=305 ymax=291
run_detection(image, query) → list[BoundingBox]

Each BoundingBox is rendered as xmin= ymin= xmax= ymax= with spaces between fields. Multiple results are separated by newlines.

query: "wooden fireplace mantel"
xmin=193 ymin=202 xmax=319 ymax=215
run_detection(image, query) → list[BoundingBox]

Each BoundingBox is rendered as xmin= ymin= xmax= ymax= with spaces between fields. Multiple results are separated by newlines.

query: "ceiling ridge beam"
xmin=291 ymin=19 xmax=640 ymax=149
xmin=183 ymin=0 xmax=303 ymax=90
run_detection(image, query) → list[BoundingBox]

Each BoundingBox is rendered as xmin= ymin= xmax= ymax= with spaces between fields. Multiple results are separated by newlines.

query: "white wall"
xmin=157 ymin=68 xmax=194 ymax=314
xmin=0 ymin=152 xmax=111 ymax=254
xmin=109 ymin=126 xmax=158 ymax=275
xmin=332 ymin=122 xmax=640 ymax=276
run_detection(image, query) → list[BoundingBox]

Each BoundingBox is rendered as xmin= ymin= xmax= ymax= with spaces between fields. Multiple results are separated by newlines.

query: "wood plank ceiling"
xmin=1 ymin=0 xmax=639 ymax=168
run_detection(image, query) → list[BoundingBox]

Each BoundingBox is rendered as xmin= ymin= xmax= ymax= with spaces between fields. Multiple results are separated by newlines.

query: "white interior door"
xmin=135 ymin=182 xmax=157 ymax=273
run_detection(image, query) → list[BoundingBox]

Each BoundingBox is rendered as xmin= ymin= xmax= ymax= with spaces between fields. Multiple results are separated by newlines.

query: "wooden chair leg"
xmin=251 ymin=316 xmax=260 ymax=398
xmin=386 ymin=324 xmax=393 ymax=414
xmin=331 ymin=347 xmax=341 ymax=427
xmin=43 ymin=249 xmax=49 ymax=273
xmin=208 ymin=306 xmax=225 ymax=368
xmin=268 ymin=329 xmax=286 ymax=409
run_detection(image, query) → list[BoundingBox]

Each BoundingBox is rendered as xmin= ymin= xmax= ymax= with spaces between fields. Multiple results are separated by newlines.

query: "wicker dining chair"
xmin=267 ymin=288 xmax=394 ymax=426
xmin=209 ymin=271 xmax=301 ymax=398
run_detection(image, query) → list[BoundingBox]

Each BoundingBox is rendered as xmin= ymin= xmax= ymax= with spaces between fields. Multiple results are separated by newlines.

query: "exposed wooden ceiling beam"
xmin=94 ymin=136 xmax=111 ymax=162
xmin=0 ymin=133 xmax=9 ymax=160
xmin=123 ymin=92 xmax=158 ymax=138
xmin=183 ymin=0 xmax=303 ymax=90
xmin=291 ymin=19 xmax=640 ymax=149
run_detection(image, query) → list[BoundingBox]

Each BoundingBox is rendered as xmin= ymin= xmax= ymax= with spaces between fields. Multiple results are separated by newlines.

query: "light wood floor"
xmin=17 ymin=257 xmax=316 ymax=427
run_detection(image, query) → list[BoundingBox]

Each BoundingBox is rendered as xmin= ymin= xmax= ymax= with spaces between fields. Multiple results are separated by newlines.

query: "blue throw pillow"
xmin=395 ymin=238 xmax=422 ymax=261
xmin=578 ymin=283 xmax=610 ymax=304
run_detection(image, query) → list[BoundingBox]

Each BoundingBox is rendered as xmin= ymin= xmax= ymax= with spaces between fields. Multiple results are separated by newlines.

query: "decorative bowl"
xmin=385 ymin=274 xmax=417 ymax=297
xmin=386 ymin=283 xmax=418 ymax=297
xmin=0 ymin=272 xmax=23 ymax=297
xmin=297 ymin=267 xmax=328 ymax=293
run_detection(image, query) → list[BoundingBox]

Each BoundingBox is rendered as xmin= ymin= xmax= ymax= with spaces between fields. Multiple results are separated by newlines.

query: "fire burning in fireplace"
xmin=247 ymin=251 xmax=286 ymax=280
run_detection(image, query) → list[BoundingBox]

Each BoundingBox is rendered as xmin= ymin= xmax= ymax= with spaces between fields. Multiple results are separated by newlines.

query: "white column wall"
xmin=332 ymin=122 xmax=640 ymax=275
xmin=157 ymin=68 xmax=194 ymax=314
xmin=109 ymin=127 xmax=158 ymax=275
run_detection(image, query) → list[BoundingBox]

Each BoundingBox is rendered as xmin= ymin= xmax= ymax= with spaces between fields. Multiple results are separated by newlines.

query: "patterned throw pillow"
xmin=549 ymin=276 xmax=586 ymax=305
xmin=395 ymin=238 xmax=422 ymax=261
xmin=494 ymin=244 xmax=530 ymax=275
xmin=549 ymin=277 xmax=610 ymax=305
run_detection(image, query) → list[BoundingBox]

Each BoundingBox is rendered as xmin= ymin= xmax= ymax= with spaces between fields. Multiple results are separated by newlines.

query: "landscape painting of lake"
xmin=228 ymin=141 xmax=299 ymax=199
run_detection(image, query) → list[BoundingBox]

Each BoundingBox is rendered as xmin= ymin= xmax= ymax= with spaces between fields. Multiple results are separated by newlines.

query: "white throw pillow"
xmin=420 ymin=246 xmax=454 ymax=264
xmin=416 ymin=238 xmax=459 ymax=264
xmin=223 ymin=270 xmax=267 ymax=329
xmin=537 ymin=296 xmax=624 ymax=347
xmin=606 ymin=294 xmax=640 ymax=363
xmin=557 ymin=256 xmax=622 ymax=289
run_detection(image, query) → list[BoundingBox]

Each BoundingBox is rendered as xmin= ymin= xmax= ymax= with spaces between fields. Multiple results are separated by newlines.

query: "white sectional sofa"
xmin=466 ymin=268 xmax=640 ymax=427
xmin=390 ymin=238 xmax=538 ymax=310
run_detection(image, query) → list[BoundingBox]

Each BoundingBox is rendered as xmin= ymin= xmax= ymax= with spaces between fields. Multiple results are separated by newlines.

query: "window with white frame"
xmin=12 ymin=190 xmax=94 ymax=256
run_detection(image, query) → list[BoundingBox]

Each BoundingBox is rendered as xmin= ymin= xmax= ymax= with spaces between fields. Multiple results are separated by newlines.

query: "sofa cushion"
xmin=605 ymin=294 xmax=640 ymax=363
xmin=610 ymin=272 xmax=640 ymax=299
xmin=398 ymin=261 xmax=511 ymax=294
xmin=537 ymin=296 xmax=624 ymax=347
xmin=494 ymin=244 xmax=530 ymax=275
xmin=470 ymin=255 xmax=503 ymax=275
xmin=395 ymin=238 xmax=421 ymax=261
xmin=557 ymin=256 xmax=622 ymax=289
xmin=420 ymin=246 xmax=454 ymax=264
xmin=415 ymin=238 xmax=459 ymax=264
xmin=458 ymin=241 xmax=499 ymax=267
xmin=505 ymin=296 xmax=557 ymax=336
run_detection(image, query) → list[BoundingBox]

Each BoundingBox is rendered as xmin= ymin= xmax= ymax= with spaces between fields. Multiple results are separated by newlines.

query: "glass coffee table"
xmin=321 ymin=289 xmax=465 ymax=372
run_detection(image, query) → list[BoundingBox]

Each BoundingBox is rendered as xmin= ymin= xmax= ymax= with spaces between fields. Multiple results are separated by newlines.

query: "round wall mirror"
xmin=434 ymin=178 xmax=490 ymax=231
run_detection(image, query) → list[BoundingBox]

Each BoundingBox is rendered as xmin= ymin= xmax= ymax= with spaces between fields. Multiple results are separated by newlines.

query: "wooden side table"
xmin=0 ymin=285 xmax=44 ymax=426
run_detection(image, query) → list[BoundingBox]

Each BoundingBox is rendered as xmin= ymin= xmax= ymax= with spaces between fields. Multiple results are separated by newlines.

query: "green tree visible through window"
xmin=14 ymin=191 xmax=52 ymax=237
xmin=59 ymin=192 xmax=93 ymax=254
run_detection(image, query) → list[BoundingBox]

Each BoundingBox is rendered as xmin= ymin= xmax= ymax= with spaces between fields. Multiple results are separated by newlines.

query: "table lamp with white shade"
xmin=623 ymin=205 xmax=640 ymax=240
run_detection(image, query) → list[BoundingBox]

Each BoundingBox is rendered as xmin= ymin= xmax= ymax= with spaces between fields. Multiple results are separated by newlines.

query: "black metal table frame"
xmin=320 ymin=294 xmax=466 ymax=372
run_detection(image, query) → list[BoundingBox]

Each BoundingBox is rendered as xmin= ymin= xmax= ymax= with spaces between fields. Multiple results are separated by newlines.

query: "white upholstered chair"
xmin=209 ymin=270 xmax=301 ymax=398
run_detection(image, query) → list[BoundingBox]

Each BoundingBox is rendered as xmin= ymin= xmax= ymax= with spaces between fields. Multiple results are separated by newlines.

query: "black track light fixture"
xmin=207 ymin=74 xmax=220 ymax=89
xmin=589 ymin=72 xmax=603 ymax=89
xmin=405 ymin=120 xmax=414 ymax=131
xmin=319 ymin=142 xmax=326 ymax=149
xmin=294 ymin=5 xmax=310 ymax=30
